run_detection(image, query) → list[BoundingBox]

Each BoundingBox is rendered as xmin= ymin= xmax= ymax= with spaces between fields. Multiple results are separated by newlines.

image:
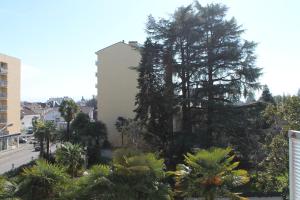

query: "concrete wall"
xmin=0 ymin=53 xmax=21 ymax=134
xmin=96 ymin=42 xmax=141 ymax=146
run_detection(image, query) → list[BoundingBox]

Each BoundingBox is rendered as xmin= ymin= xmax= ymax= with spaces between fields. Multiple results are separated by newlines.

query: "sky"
xmin=0 ymin=0 xmax=299 ymax=102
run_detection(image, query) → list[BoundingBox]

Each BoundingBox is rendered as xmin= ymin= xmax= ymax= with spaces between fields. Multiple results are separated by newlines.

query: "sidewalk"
xmin=0 ymin=144 xmax=33 ymax=159
xmin=0 ymin=143 xmax=38 ymax=174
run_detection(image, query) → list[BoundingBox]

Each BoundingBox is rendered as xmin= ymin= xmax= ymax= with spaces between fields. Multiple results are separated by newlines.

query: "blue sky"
xmin=0 ymin=0 xmax=299 ymax=101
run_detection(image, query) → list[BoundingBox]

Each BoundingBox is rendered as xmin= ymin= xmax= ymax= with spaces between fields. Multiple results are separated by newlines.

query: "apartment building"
xmin=0 ymin=53 xmax=21 ymax=151
xmin=95 ymin=41 xmax=141 ymax=146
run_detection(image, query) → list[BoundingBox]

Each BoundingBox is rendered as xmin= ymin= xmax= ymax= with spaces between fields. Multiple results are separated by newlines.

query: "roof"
xmin=0 ymin=53 xmax=21 ymax=61
xmin=95 ymin=41 xmax=140 ymax=55
xmin=22 ymin=107 xmax=37 ymax=116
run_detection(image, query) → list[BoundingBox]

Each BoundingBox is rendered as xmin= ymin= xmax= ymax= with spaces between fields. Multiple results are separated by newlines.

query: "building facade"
xmin=0 ymin=53 xmax=21 ymax=134
xmin=0 ymin=53 xmax=21 ymax=151
xmin=95 ymin=41 xmax=141 ymax=146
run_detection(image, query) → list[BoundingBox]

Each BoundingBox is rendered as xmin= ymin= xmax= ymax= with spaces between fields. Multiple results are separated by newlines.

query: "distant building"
xmin=22 ymin=102 xmax=48 ymax=117
xmin=95 ymin=41 xmax=141 ymax=146
xmin=44 ymin=107 xmax=66 ymax=130
xmin=21 ymin=106 xmax=40 ymax=132
xmin=47 ymin=96 xmax=72 ymax=108
xmin=79 ymin=106 xmax=94 ymax=121
xmin=78 ymin=96 xmax=87 ymax=107
xmin=0 ymin=53 xmax=21 ymax=151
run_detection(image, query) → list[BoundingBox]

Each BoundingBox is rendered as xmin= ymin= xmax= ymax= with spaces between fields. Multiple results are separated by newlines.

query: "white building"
xmin=21 ymin=107 xmax=40 ymax=132
xmin=43 ymin=108 xmax=66 ymax=129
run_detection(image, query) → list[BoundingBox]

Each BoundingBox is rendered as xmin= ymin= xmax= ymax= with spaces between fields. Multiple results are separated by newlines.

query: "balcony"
xmin=0 ymin=106 xmax=7 ymax=112
xmin=0 ymin=81 xmax=7 ymax=87
xmin=95 ymin=60 xmax=100 ymax=66
xmin=0 ymin=68 xmax=8 ymax=75
xmin=0 ymin=118 xmax=7 ymax=124
xmin=0 ymin=93 xmax=7 ymax=100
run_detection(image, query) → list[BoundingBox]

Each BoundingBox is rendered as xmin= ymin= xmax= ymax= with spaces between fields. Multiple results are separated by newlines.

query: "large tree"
xmin=135 ymin=39 xmax=174 ymax=156
xmin=59 ymin=99 xmax=79 ymax=141
xmin=146 ymin=2 xmax=262 ymax=147
xmin=71 ymin=113 xmax=107 ymax=165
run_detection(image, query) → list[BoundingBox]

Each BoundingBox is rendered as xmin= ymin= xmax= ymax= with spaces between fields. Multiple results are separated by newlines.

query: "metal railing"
xmin=0 ymin=119 xmax=7 ymax=124
xmin=0 ymin=68 xmax=8 ymax=74
xmin=0 ymin=81 xmax=7 ymax=87
xmin=0 ymin=106 xmax=7 ymax=111
xmin=0 ymin=93 xmax=7 ymax=99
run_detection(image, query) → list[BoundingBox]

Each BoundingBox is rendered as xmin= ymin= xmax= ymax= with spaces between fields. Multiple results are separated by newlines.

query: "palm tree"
xmin=16 ymin=159 xmax=69 ymax=200
xmin=44 ymin=121 xmax=56 ymax=159
xmin=112 ymin=148 xmax=172 ymax=200
xmin=55 ymin=142 xmax=84 ymax=177
xmin=33 ymin=120 xmax=46 ymax=157
xmin=63 ymin=165 xmax=113 ymax=200
xmin=0 ymin=176 xmax=17 ymax=199
xmin=173 ymin=147 xmax=249 ymax=200
xmin=59 ymin=99 xmax=79 ymax=141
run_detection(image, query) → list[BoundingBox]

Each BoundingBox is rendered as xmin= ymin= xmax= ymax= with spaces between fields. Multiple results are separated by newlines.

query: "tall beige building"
xmin=95 ymin=41 xmax=141 ymax=146
xmin=0 ymin=53 xmax=21 ymax=134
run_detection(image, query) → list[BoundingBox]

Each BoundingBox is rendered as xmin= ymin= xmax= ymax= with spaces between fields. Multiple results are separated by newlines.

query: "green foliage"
xmin=59 ymin=99 xmax=79 ymax=141
xmin=173 ymin=147 xmax=249 ymax=200
xmin=259 ymin=85 xmax=275 ymax=104
xmin=33 ymin=119 xmax=56 ymax=158
xmin=115 ymin=118 xmax=146 ymax=148
xmin=134 ymin=38 xmax=174 ymax=155
xmin=71 ymin=113 xmax=107 ymax=165
xmin=63 ymin=165 xmax=113 ymax=200
xmin=59 ymin=99 xmax=79 ymax=123
xmin=146 ymin=2 xmax=262 ymax=149
xmin=256 ymin=95 xmax=300 ymax=199
xmin=16 ymin=159 xmax=69 ymax=200
xmin=111 ymin=148 xmax=172 ymax=200
xmin=55 ymin=142 xmax=84 ymax=177
xmin=0 ymin=176 xmax=18 ymax=199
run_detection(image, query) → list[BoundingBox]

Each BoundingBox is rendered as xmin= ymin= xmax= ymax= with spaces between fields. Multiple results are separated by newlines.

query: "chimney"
xmin=128 ymin=41 xmax=138 ymax=48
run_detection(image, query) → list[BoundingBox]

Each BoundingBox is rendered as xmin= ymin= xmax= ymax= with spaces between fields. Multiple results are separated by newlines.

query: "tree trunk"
xmin=46 ymin=137 xmax=50 ymax=160
xmin=40 ymin=137 xmax=44 ymax=158
xmin=207 ymin=64 xmax=213 ymax=148
xmin=66 ymin=122 xmax=70 ymax=141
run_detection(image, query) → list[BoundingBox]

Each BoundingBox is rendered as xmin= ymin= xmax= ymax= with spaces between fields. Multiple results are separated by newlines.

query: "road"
xmin=0 ymin=143 xmax=56 ymax=174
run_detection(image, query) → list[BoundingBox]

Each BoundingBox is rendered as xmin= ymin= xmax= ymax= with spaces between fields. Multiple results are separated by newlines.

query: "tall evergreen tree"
xmin=259 ymin=85 xmax=275 ymax=104
xmin=134 ymin=38 xmax=174 ymax=156
xmin=146 ymin=3 xmax=262 ymax=147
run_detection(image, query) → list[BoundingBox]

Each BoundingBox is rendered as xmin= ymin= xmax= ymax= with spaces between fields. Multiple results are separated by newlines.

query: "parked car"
xmin=26 ymin=127 xmax=33 ymax=134
xmin=34 ymin=145 xmax=41 ymax=151
xmin=19 ymin=137 xmax=27 ymax=143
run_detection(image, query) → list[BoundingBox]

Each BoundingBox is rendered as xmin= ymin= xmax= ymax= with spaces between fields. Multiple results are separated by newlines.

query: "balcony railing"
xmin=95 ymin=60 xmax=100 ymax=66
xmin=0 ymin=106 xmax=7 ymax=112
xmin=0 ymin=81 xmax=7 ymax=87
xmin=0 ymin=68 xmax=8 ymax=74
xmin=0 ymin=93 xmax=7 ymax=99
xmin=0 ymin=118 xmax=7 ymax=124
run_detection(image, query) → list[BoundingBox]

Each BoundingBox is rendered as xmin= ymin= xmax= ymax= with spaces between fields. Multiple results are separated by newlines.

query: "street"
xmin=0 ymin=143 xmax=56 ymax=174
xmin=0 ymin=143 xmax=38 ymax=174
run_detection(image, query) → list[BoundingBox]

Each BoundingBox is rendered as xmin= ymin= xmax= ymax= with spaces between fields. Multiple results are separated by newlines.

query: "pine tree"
xmin=259 ymin=85 xmax=275 ymax=104
xmin=146 ymin=2 xmax=262 ymax=148
xmin=134 ymin=38 xmax=173 ymax=154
